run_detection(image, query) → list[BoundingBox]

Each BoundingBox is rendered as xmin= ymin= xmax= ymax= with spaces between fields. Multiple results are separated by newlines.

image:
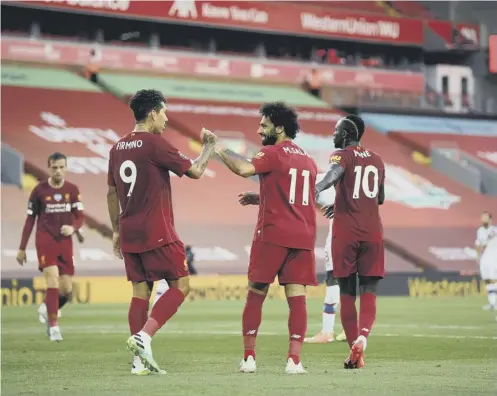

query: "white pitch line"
xmin=2 ymin=326 xmax=497 ymax=340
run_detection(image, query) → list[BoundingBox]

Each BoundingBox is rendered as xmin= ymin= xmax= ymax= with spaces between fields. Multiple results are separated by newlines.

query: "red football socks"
xmin=45 ymin=288 xmax=59 ymax=327
xmin=340 ymin=294 xmax=359 ymax=348
xmin=359 ymin=292 xmax=377 ymax=339
xmin=128 ymin=297 xmax=149 ymax=335
xmin=287 ymin=295 xmax=307 ymax=365
xmin=242 ymin=290 xmax=266 ymax=359
xmin=142 ymin=288 xmax=185 ymax=337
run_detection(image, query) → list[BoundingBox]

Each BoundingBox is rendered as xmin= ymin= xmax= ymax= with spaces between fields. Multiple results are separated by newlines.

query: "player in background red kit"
xmin=106 ymin=89 xmax=216 ymax=375
xmin=315 ymin=115 xmax=385 ymax=369
xmin=17 ymin=152 xmax=84 ymax=342
xmin=213 ymin=102 xmax=318 ymax=374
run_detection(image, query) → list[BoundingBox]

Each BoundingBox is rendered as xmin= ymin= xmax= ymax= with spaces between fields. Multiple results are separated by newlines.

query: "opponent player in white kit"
xmin=304 ymin=173 xmax=346 ymax=343
xmin=475 ymin=211 xmax=497 ymax=311
xmin=154 ymin=280 xmax=170 ymax=305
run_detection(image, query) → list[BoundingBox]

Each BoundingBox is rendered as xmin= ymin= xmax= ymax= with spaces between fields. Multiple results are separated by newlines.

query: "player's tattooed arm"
xmin=315 ymin=162 xmax=345 ymax=197
xmin=186 ymin=128 xmax=216 ymax=179
xmin=215 ymin=147 xmax=256 ymax=178
xmin=107 ymin=186 xmax=120 ymax=232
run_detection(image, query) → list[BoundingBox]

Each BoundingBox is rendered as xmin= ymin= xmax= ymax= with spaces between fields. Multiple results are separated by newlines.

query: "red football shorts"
xmin=36 ymin=240 xmax=74 ymax=276
xmin=123 ymin=241 xmax=188 ymax=283
xmin=248 ymin=240 xmax=317 ymax=286
xmin=332 ymin=236 xmax=385 ymax=278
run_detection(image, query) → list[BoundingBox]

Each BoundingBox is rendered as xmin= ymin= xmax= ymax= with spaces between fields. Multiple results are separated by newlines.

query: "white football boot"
xmin=239 ymin=355 xmax=257 ymax=373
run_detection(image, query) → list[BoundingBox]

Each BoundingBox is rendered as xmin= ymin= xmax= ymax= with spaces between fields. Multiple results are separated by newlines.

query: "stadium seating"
xmin=1 ymin=183 xmax=125 ymax=278
xmin=390 ymin=1 xmax=434 ymax=19
xmin=388 ymin=132 xmax=497 ymax=169
xmin=284 ymin=1 xmax=388 ymax=15
xmin=1 ymin=65 xmax=422 ymax=274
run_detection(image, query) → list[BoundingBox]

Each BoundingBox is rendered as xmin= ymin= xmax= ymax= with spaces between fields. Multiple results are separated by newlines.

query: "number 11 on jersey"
xmin=289 ymin=168 xmax=310 ymax=205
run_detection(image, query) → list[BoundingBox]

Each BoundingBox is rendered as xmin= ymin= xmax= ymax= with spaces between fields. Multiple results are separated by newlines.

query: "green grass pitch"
xmin=2 ymin=297 xmax=496 ymax=396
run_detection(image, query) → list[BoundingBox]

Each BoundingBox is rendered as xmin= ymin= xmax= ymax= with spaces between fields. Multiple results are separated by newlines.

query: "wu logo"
xmin=169 ymin=0 xmax=198 ymax=19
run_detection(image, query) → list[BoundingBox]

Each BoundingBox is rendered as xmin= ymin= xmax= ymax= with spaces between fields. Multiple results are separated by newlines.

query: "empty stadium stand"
xmin=1 ymin=183 xmax=125 ymax=278
xmin=1 ymin=64 xmax=421 ymax=274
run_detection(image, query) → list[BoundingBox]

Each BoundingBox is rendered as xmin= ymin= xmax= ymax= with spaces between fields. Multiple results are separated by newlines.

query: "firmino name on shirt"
xmin=283 ymin=146 xmax=311 ymax=157
xmin=116 ymin=140 xmax=143 ymax=150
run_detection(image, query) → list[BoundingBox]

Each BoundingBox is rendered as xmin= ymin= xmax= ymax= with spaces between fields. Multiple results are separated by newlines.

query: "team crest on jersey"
xmin=65 ymin=193 xmax=70 ymax=201
xmin=330 ymin=155 xmax=341 ymax=164
xmin=254 ymin=152 xmax=265 ymax=159
xmin=78 ymin=194 xmax=82 ymax=200
xmin=45 ymin=196 xmax=52 ymax=201
xmin=54 ymin=194 xmax=62 ymax=202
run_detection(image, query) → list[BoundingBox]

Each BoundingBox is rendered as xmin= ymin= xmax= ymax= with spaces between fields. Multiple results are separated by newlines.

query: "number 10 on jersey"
xmin=289 ymin=168 xmax=310 ymax=206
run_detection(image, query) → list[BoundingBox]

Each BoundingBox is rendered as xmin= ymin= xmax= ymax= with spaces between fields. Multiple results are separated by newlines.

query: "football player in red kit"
xmin=107 ymin=89 xmax=216 ymax=375
xmin=315 ymin=115 xmax=385 ymax=369
xmin=214 ymin=102 xmax=318 ymax=374
xmin=17 ymin=152 xmax=84 ymax=341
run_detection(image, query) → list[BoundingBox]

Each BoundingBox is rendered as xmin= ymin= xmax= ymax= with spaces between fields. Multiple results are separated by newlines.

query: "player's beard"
xmin=261 ymin=128 xmax=278 ymax=146
xmin=333 ymin=136 xmax=345 ymax=149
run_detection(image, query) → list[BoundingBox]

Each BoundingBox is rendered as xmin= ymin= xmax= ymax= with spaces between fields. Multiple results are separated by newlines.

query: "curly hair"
xmin=260 ymin=102 xmax=300 ymax=139
xmin=129 ymin=89 xmax=166 ymax=122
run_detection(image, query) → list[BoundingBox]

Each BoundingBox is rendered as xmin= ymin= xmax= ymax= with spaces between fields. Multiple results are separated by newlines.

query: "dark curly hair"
xmin=260 ymin=102 xmax=300 ymax=139
xmin=129 ymin=89 xmax=166 ymax=122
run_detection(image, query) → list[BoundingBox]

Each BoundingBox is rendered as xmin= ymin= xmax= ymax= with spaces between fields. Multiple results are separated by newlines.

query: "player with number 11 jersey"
xmin=215 ymin=102 xmax=317 ymax=374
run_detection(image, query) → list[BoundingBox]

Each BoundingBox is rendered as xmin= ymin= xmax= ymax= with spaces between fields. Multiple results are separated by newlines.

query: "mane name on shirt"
xmin=353 ymin=149 xmax=371 ymax=158
xmin=116 ymin=140 xmax=143 ymax=150
xmin=283 ymin=146 xmax=310 ymax=157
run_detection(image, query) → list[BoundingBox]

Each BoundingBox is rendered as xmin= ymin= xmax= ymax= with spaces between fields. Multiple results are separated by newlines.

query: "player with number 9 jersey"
xmin=107 ymin=90 xmax=216 ymax=376
xmin=108 ymin=132 xmax=191 ymax=256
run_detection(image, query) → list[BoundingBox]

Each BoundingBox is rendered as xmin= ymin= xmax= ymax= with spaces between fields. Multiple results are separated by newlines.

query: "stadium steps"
xmin=376 ymin=1 xmax=401 ymax=17
xmin=69 ymin=71 xmax=433 ymax=272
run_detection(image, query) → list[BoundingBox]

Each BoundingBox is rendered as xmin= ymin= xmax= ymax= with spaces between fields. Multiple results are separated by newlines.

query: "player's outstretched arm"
xmin=215 ymin=146 xmax=256 ymax=178
xmin=185 ymin=129 xmax=216 ymax=179
xmin=315 ymin=162 xmax=345 ymax=197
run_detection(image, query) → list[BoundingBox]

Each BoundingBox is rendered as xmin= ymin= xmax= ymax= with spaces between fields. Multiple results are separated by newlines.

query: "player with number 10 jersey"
xmin=316 ymin=114 xmax=385 ymax=370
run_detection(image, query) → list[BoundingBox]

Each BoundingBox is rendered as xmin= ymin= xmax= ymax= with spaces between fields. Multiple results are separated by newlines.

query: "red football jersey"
xmin=26 ymin=180 xmax=83 ymax=245
xmin=331 ymin=145 xmax=385 ymax=241
xmin=107 ymin=132 xmax=192 ymax=253
xmin=251 ymin=141 xmax=318 ymax=250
